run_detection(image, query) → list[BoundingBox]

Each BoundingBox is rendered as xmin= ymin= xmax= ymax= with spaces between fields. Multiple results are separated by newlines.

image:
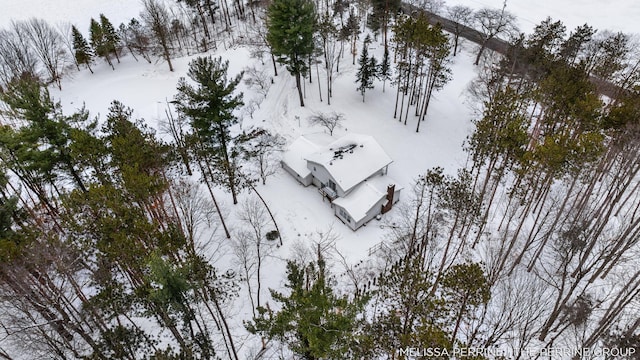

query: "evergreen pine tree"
xmin=89 ymin=18 xmax=114 ymax=70
xmin=441 ymin=262 xmax=491 ymax=344
xmin=99 ymin=14 xmax=121 ymax=63
xmin=102 ymin=101 xmax=169 ymax=203
xmin=0 ymin=76 xmax=89 ymax=193
xmin=367 ymin=256 xmax=452 ymax=357
xmin=266 ymin=0 xmax=316 ymax=106
xmin=355 ymin=35 xmax=376 ymax=102
xmin=370 ymin=0 xmax=401 ymax=50
xmin=247 ymin=252 xmax=367 ymax=359
xmin=71 ymin=25 xmax=94 ymax=73
xmin=368 ymin=56 xmax=378 ymax=83
xmin=378 ymin=47 xmax=391 ymax=92
xmin=173 ymin=56 xmax=244 ymax=205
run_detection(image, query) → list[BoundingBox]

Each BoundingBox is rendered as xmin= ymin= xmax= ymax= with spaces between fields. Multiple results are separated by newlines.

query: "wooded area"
xmin=0 ymin=0 xmax=639 ymax=358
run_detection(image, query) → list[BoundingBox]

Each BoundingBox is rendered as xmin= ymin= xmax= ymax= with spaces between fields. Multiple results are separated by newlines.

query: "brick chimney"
xmin=381 ymin=184 xmax=395 ymax=214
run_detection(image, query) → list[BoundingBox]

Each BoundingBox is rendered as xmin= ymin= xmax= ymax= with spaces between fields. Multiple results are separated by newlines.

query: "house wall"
xmin=308 ymin=162 xmax=388 ymax=197
xmin=307 ymin=161 xmax=347 ymax=196
xmin=333 ymin=203 xmax=357 ymax=230
xmin=281 ymin=161 xmax=312 ymax=186
xmin=333 ymin=195 xmax=388 ymax=231
xmin=354 ymin=196 xmax=388 ymax=230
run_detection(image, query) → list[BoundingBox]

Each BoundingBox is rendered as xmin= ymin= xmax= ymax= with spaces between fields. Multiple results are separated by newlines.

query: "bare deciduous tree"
xmin=141 ymin=0 xmax=175 ymax=71
xmin=316 ymin=13 xmax=340 ymax=104
xmin=0 ymin=28 xmax=40 ymax=86
xmin=472 ymin=7 xmax=518 ymax=65
xmin=241 ymin=98 xmax=260 ymax=120
xmin=414 ymin=0 xmax=445 ymax=14
xmin=56 ymin=22 xmax=80 ymax=71
xmin=447 ymin=5 xmax=474 ymax=56
xmin=122 ymin=18 xmax=153 ymax=63
xmin=308 ymin=111 xmax=345 ymax=136
xmin=239 ymin=12 xmax=278 ymax=76
xmin=231 ymin=229 xmax=259 ymax=316
xmin=170 ymin=179 xmax=216 ymax=249
xmin=18 ymin=19 xmax=69 ymax=89
xmin=466 ymin=269 xmax=550 ymax=353
xmin=243 ymin=66 xmax=272 ymax=97
xmin=232 ymin=196 xmax=275 ymax=316
xmin=240 ymin=128 xmax=285 ymax=185
xmin=289 ymin=226 xmax=340 ymax=269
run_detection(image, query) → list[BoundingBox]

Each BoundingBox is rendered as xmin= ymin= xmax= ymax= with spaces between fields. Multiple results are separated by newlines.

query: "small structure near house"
xmin=282 ymin=132 xmax=402 ymax=230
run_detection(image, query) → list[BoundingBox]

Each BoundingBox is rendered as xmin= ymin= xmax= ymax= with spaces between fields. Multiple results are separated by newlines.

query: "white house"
xmin=282 ymin=133 xmax=402 ymax=230
xmin=281 ymin=132 xmax=335 ymax=186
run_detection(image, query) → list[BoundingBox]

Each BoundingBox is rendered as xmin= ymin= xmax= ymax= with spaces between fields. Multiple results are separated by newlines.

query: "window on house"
xmin=339 ymin=208 xmax=351 ymax=223
xmin=328 ymin=180 xmax=336 ymax=191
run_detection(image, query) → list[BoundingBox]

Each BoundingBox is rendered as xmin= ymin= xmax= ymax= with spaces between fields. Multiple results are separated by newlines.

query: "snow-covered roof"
xmin=333 ymin=175 xmax=403 ymax=223
xmin=282 ymin=133 xmax=335 ymax=178
xmin=305 ymin=133 xmax=393 ymax=192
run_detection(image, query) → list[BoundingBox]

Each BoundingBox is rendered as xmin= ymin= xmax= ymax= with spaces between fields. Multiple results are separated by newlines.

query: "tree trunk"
xmin=474 ymin=40 xmax=489 ymax=66
xmin=271 ymin=53 xmax=278 ymax=76
xmin=212 ymin=294 xmax=240 ymax=360
xmin=316 ymin=61 xmax=322 ymax=102
xmin=197 ymin=157 xmax=231 ymax=238
xmin=295 ymin=72 xmax=305 ymax=106
xmin=247 ymin=180 xmax=282 ymax=246
xmin=453 ymin=32 xmax=460 ymax=56
xmin=162 ymin=39 xmax=174 ymax=72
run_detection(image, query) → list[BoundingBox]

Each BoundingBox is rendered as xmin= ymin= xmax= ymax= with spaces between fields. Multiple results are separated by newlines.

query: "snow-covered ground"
xmin=39 ymin=37 xmax=477 ymax=255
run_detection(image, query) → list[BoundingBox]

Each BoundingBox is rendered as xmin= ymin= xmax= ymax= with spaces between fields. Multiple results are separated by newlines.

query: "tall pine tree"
xmin=89 ymin=18 xmax=114 ymax=70
xmin=174 ymin=56 xmax=244 ymax=205
xmin=355 ymin=35 xmax=377 ymax=102
xmin=266 ymin=0 xmax=315 ymax=106
xmin=247 ymin=252 xmax=367 ymax=359
xmin=378 ymin=47 xmax=391 ymax=92
xmin=0 ymin=76 xmax=89 ymax=194
xmin=71 ymin=25 xmax=94 ymax=73
xmin=99 ymin=14 xmax=121 ymax=63
xmin=370 ymin=0 xmax=401 ymax=51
